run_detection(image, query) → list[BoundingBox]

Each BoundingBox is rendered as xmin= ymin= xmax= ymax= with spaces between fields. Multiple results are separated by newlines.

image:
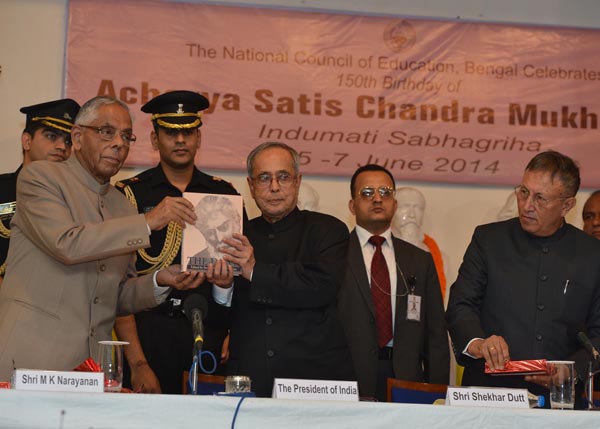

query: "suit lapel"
xmin=348 ymin=231 xmax=375 ymax=317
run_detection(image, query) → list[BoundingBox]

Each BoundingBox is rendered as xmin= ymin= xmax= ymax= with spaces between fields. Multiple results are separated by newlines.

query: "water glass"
xmin=225 ymin=375 xmax=252 ymax=393
xmin=97 ymin=340 xmax=129 ymax=392
xmin=548 ymin=360 xmax=575 ymax=409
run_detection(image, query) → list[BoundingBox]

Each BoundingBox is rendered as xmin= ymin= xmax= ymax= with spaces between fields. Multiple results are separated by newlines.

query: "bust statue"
xmin=392 ymin=187 xmax=447 ymax=299
xmin=497 ymin=191 xmax=518 ymax=221
xmin=297 ymin=182 xmax=320 ymax=211
xmin=392 ymin=187 xmax=427 ymax=251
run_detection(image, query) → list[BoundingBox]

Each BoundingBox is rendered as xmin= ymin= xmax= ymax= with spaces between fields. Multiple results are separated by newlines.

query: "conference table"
xmin=1 ymin=389 xmax=599 ymax=428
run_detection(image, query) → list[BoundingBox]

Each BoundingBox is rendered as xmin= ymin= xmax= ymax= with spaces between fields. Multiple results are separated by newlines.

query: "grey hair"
xmin=246 ymin=141 xmax=300 ymax=177
xmin=75 ymin=96 xmax=131 ymax=125
xmin=194 ymin=195 xmax=241 ymax=231
xmin=525 ymin=150 xmax=580 ymax=197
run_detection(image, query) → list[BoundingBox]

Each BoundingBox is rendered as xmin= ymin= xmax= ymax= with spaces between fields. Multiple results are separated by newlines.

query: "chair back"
xmin=182 ymin=372 xmax=225 ymax=395
xmin=387 ymin=378 xmax=447 ymax=404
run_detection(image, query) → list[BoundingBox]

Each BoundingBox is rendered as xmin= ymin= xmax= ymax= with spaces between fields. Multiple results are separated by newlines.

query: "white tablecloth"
xmin=0 ymin=389 xmax=599 ymax=428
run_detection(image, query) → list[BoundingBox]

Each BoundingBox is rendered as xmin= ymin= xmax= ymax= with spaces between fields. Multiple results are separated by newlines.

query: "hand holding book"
xmin=220 ymin=233 xmax=256 ymax=281
xmin=181 ymin=193 xmax=244 ymax=275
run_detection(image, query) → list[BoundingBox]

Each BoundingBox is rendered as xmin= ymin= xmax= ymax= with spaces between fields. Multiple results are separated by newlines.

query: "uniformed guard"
xmin=0 ymin=98 xmax=80 ymax=281
xmin=114 ymin=90 xmax=243 ymax=394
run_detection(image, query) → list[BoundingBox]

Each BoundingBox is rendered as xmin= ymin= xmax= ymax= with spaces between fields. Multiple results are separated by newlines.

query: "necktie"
xmin=369 ymin=235 xmax=393 ymax=348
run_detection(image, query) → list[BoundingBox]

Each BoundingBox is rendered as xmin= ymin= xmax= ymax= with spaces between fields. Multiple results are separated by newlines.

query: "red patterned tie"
xmin=369 ymin=235 xmax=393 ymax=348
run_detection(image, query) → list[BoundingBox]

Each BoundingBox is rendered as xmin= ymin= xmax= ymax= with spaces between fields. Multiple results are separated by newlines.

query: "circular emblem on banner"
xmin=383 ymin=20 xmax=416 ymax=53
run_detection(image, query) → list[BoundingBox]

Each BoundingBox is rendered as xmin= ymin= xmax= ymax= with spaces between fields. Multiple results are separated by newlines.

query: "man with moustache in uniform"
xmin=0 ymin=99 xmax=80 ymax=285
xmin=115 ymin=91 xmax=242 ymax=394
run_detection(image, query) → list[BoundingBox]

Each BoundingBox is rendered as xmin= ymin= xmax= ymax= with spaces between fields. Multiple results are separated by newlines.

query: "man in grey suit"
xmin=338 ymin=164 xmax=449 ymax=401
xmin=0 ymin=96 xmax=206 ymax=381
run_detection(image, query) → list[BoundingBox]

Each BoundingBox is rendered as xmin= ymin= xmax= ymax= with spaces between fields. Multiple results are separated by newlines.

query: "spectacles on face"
xmin=42 ymin=130 xmax=72 ymax=147
xmin=357 ymin=186 xmax=396 ymax=200
xmin=79 ymin=125 xmax=137 ymax=146
xmin=252 ymin=172 xmax=296 ymax=188
xmin=162 ymin=127 xmax=197 ymax=138
xmin=514 ymin=185 xmax=571 ymax=209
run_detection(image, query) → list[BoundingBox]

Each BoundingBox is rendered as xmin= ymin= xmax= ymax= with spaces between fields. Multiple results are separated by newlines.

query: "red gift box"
xmin=485 ymin=359 xmax=548 ymax=375
xmin=73 ymin=357 xmax=134 ymax=393
xmin=73 ymin=357 xmax=102 ymax=373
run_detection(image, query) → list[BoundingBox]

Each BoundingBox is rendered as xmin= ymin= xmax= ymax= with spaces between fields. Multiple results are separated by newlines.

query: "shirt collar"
xmin=254 ymin=207 xmax=301 ymax=233
xmin=68 ymin=156 xmax=111 ymax=195
xmin=148 ymin=163 xmax=203 ymax=190
xmin=355 ymin=224 xmax=393 ymax=248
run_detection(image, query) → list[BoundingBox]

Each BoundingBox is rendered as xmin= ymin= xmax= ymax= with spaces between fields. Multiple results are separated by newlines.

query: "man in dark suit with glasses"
xmin=338 ymin=164 xmax=449 ymax=401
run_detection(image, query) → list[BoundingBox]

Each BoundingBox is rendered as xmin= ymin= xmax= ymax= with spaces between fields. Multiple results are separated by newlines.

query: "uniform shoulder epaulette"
xmin=115 ymin=176 xmax=143 ymax=209
xmin=116 ymin=175 xmax=145 ymax=192
xmin=119 ymin=176 xmax=142 ymax=185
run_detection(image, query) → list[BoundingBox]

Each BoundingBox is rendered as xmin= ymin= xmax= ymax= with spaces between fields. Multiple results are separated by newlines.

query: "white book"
xmin=182 ymin=192 xmax=243 ymax=275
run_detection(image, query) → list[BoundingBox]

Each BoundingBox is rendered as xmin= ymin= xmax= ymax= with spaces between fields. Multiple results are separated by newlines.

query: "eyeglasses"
xmin=42 ymin=130 xmax=72 ymax=147
xmin=514 ymin=185 xmax=572 ymax=209
xmin=252 ymin=172 xmax=296 ymax=187
xmin=357 ymin=186 xmax=396 ymax=200
xmin=79 ymin=125 xmax=137 ymax=146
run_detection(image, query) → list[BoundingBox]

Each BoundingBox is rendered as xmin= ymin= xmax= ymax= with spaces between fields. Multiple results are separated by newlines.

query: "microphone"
xmin=184 ymin=294 xmax=209 ymax=355
xmin=569 ymin=324 xmax=600 ymax=361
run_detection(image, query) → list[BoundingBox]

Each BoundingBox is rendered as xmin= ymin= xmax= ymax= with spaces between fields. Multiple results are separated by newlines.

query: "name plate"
xmin=446 ymin=386 xmax=530 ymax=408
xmin=12 ymin=369 xmax=103 ymax=393
xmin=272 ymin=378 xmax=358 ymax=401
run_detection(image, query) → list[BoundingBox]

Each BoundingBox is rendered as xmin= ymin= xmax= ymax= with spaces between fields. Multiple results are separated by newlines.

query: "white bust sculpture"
xmin=392 ymin=187 xmax=428 ymax=251
xmin=392 ymin=186 xmax=448 ymax=299
xmin=297 ymin=182 xmax=320 ymax=211
xmin=497 ymin=191 xmax=518 ymax=221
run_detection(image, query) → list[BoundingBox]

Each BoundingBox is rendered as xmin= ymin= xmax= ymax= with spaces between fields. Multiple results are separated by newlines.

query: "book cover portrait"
xmin=182 ymin=193 xmax=243 ymax=275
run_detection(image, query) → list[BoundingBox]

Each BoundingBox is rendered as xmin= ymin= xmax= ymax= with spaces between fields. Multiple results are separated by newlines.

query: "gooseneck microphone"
xmin=578 ymin=331 xmax=600 ymax=361
xmin=568 ymin=324 xmax=600 ymax=409
xmin=569 ymin=324 xmax=600 ymax=361
xmin=184 ymin=294 xmax=209 ymax=355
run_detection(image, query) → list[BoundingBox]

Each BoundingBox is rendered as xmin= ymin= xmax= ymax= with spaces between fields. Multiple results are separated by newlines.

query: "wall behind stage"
xmin=2 ymin=0 xmax=599 ymax=300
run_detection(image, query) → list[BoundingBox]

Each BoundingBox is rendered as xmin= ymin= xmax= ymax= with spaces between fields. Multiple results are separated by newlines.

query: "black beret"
xmin=141 ymin=90 xmax=210 ymax=129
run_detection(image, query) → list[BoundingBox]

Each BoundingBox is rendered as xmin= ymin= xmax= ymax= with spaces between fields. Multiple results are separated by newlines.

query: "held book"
xmin=181 ymin=192 xmax=243 ymax=275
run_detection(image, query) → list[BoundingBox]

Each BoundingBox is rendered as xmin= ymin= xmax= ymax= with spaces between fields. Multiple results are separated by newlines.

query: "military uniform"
xmin=0 ymin=168 xmax=19 ymax=277
xmin=116 ymin=90 xmax=241 ymax=394
xmin=1 ymin=98 xmax=80 ymax=278
xmin=116 ymin=165 xmax=240 ymax=393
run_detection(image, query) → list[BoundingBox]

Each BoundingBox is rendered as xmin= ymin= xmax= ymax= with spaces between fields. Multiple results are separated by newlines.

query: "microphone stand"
xmin=190 ymin=353 xmax=199 ymax=395
xmin=588 ymin=361 xmax=594 ymax=410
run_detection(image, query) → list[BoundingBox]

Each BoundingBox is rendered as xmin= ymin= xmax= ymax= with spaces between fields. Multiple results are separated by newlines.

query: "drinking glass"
xmin=547 ymin=360 xmax=575 ymax=409
xmin=225 ymin=375 xmax=251 ymax=393
xmin=97 ymin=340 xmax=129 ymax=392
